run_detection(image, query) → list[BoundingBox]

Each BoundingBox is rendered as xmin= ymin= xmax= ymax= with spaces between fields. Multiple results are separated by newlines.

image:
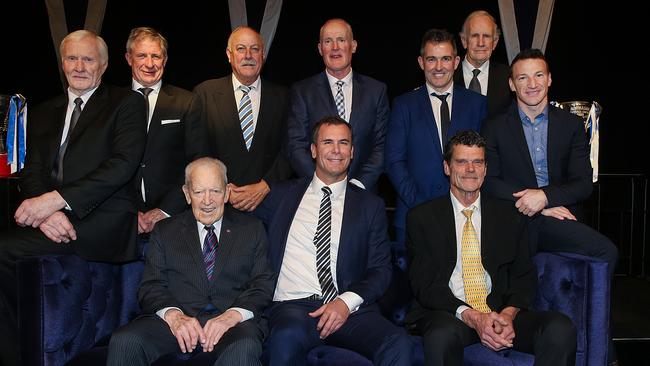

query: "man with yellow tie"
xmin=405 ymin=130 xmax=576 ymax=366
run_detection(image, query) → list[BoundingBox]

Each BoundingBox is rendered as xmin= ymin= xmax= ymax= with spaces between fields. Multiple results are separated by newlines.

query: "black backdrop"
xmin=2 ymin=0 xmax=645 ymax=177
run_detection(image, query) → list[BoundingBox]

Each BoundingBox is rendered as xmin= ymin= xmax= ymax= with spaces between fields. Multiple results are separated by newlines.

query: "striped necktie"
xmin=334 ymin=80 xmax=345 ymax=120
xmin=203 ymin=225 xmax=218 ymax=280
xmin=238 ymin=85 xmax=254 ymax=150
xmin=314 ymin=186 xmax=338 ymax=303
xmin=461 ymin=209 xmax=491 ymax=313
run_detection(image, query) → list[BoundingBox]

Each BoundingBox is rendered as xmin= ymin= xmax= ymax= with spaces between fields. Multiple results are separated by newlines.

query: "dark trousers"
xmin=266 ymin=299 xmax=412 ymax=366
xmin=532 ymin=215 xmax=619 ymax=277
xmin=416 ymin=309 xmax=577 ymax=366
xmin=0 ymin=227 xmax=76 ymax=366
xmin=107 ymin=314 xmax=263 ymax=366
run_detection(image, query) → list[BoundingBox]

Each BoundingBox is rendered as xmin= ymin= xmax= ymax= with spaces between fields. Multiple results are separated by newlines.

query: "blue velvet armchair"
xmin=17 ymin=250 xmax=609 ymax=366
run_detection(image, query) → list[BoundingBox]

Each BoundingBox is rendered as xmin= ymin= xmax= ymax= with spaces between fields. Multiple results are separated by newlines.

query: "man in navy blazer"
xmin=481 ymin=49 xmax=618 ymax=274
xmin=125 ymin=27 xmax=207 ymax=234
xmin=286 ymin=18 xmax=389 ymax=191
xmin=385 ymin=29 xmax=487 ymax=242
xmin=257 ymin=117 xmax=411 ymax=366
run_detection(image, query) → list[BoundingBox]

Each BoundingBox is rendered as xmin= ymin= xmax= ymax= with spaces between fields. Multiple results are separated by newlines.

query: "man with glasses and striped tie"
xmin=255 ymin=116 xmax=412 ymax=366
xmin=194 ymin=26 xmax=291 ymax=213
xmin=108 ymin=157 xmax=275 ymax=365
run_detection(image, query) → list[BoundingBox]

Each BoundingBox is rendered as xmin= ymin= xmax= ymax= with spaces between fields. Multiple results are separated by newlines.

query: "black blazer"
xmin=454 ymin=60 xmax=512 ymax=118
xmin=481 ymin=103 xmax=592 ymax=214
xmin=134 ymin=83 xmax=207 ymax=215
xmin=193 ymin=75 xmax=291 ymax=186
xmin=20 ymin=84 xmax=146 ymax=262
xmin=138 ymin=209 xmax=275 ymax=322
xmin=406 ymin=195 xmax=535 ymax=322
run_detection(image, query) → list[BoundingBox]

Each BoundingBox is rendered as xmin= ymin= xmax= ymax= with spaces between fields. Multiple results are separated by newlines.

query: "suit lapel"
xmin=337 ymin=183 xmax=358 ymax=278
xmin=218 ymin=76 xmax=249 ymax=154
xmin=417 ymin=86 xmax=444 ymax=158
xmin=145 ymin=84 xmax=169 ymax=144
xmin=348 ymin=74 xmax=362 ymax=125
xmin=272 ymin=179 xmax=310 ymax=273
xmin=439 ymin=197 xmax=458 ymax=263
xmin=317 ymin=72 xmax=338 ymax=116
xmin=479 ymin=198 xmax=496 ymax=272
xmin=506 ymin=107 xmax=537 ymax=184
xmin=49 ymin=97 xmax=68 ymax=168
xmin=209 ymin=210 xmax=238 ymax=286
xmin=546 ymin=107 xmax=562 ymax=182
xmin=250 ymin=79 xmax=272 ymax=153
xmin=181 ymin=211 xmax=210 ymax=290
xmin=68 ymin=84 xmax=107 ymax=143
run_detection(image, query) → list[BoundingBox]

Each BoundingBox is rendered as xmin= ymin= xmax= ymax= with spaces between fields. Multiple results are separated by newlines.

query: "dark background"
xmin=1 ymin=0 xmax=645 ymax=177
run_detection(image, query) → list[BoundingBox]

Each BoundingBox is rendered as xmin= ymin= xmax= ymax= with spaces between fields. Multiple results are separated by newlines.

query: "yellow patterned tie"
xmin=461 ymin=209 xmax=491 ymax=313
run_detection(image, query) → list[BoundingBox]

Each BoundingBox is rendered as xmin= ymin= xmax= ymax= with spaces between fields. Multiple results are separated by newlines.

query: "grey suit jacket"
xmin=138 ymin=208 xmax=276 ymax=321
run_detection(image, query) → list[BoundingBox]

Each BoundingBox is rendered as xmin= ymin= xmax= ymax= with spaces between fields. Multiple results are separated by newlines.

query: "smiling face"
xmin=509 ymin=57 xmax=552 ymax=111
xmin=444 ymin=144 xmax=486 ymax=204
xmin=226 ymin=27 xmax=265 ymax=86
xmin=318 ymin=19 xmax=357 ymax=79
xmin=182 ymin=162 xmax=230 ymax=226
xmin=62 ymin=35 xmax=107 ymax=96
xmin=311 ymin=122 xmax=354 ymax=185
xmin=126 ymin=37 xmax=167 ymax=87
xmin=418 ymin=41 xmax=460 ymax=93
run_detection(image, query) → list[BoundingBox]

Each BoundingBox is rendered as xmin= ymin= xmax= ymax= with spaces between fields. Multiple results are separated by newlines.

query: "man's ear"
xmin=182 ymin=185 xmax=191 ymax=204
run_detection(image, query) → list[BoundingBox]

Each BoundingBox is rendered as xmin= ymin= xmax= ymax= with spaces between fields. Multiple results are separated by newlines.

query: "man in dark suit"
xmin=194 ymin=26 xmax=290 ymax=212
xmin=125 ymin=27 xmax=207 ymax=234
xmin=406 ymin=130 xmax=576 ymax=366
xmin=481 ymin=49 xmax=618 ymax=275
xmin=385 ymin=29 xmax=487 ymax=242
xmin=286 ymin=18 xmax=389 ymax=191
xmin=256 ymin=117 xmax=412 ymax=366
xmin=0 ymin=30 xmax=146 ymax=366
xmin=108 ymin=157 xmax=275 ymax=365
xmin=454 ymin=10 xmax=512 ymax=118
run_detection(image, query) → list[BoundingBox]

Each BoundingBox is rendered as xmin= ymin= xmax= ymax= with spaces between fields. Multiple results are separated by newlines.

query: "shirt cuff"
xmin=349 ymin=179 xmax=366 ymax=189
xmin=338 ymin=291 xmax=364 ymax=313
xmin=229 ymin=307 xmax=253 ymax=322
xmin=156 ymin=306 xmax=183 ymax=320
xmin=159 ymin=209 xmax=171 ymax=218
xmin=456 ymin=305 xmax=470 ymax=321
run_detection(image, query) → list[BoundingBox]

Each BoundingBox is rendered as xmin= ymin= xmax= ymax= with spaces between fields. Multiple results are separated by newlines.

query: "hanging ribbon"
xmin=6 ymin=94 xmax=27 ymax=173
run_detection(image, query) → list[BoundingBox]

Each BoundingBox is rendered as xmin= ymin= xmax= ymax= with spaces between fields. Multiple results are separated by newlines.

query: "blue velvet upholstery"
xmin=17 ymin=250 xmax=608 ymax=366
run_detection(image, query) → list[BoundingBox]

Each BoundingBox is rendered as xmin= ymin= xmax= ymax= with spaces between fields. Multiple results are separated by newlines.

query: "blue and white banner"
xmin=6 ymin=94 xmax=27 ymax=173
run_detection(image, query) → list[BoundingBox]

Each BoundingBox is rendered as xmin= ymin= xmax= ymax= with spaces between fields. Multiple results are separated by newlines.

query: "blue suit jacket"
xmin=385 ymin=84 xmax=487 ymax=231
xmin=255 ymin=177 xmax=392 ymax=305
xmin=286 ymin=72 xmax=389 ymax=190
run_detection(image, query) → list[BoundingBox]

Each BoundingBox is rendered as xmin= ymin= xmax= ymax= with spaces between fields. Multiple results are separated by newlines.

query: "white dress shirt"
xmin=449 ymin=193 xmax=492 ymax=319
xmin=274 ymin=174 xmax=364 ymax=312
xmin=156 ymin=218 xmax=253 ymax=322
xmin=425 ymin=83 xmax=454 ymax=149
xmin=461 ymin=58 xmax=490 ymax=96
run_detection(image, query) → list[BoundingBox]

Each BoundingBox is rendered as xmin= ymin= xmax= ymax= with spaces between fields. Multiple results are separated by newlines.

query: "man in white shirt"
xmin=406 ymin=130 xmax=576 ymax=366
xmin=256 ymin=116 xmax=412 ymax=366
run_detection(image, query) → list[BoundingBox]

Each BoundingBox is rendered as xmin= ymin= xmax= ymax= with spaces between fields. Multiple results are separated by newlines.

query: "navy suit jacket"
xmin=255 ymin=177 xmax=392 ymax=305
xmin=481 ymin=103 xmax=592 ymax=214
xmin=286 ymin=72 xmax=389 ymax=190
xmin=385 ymin=84 xmax=487 ymax=231
xmin=454 ymin=60 xmax=512 ymax=118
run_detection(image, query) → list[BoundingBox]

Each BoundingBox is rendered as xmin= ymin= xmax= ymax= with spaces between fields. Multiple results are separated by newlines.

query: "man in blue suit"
xmin=385 ymin=29 xmax=487 ymax=242
xmin=286 ymin=18 xmax=389 ymax=191
xmin=257 ymin=117 xmax=411 ymax=366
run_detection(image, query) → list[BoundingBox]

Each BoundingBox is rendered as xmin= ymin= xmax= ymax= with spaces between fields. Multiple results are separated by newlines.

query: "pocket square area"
xmin=161 ymin=119 xmax=181 ymax=124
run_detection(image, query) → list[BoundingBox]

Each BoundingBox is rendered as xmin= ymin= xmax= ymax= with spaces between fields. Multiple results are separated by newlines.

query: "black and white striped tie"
xmin=314 ymin=186 xmax=337 ymax=303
